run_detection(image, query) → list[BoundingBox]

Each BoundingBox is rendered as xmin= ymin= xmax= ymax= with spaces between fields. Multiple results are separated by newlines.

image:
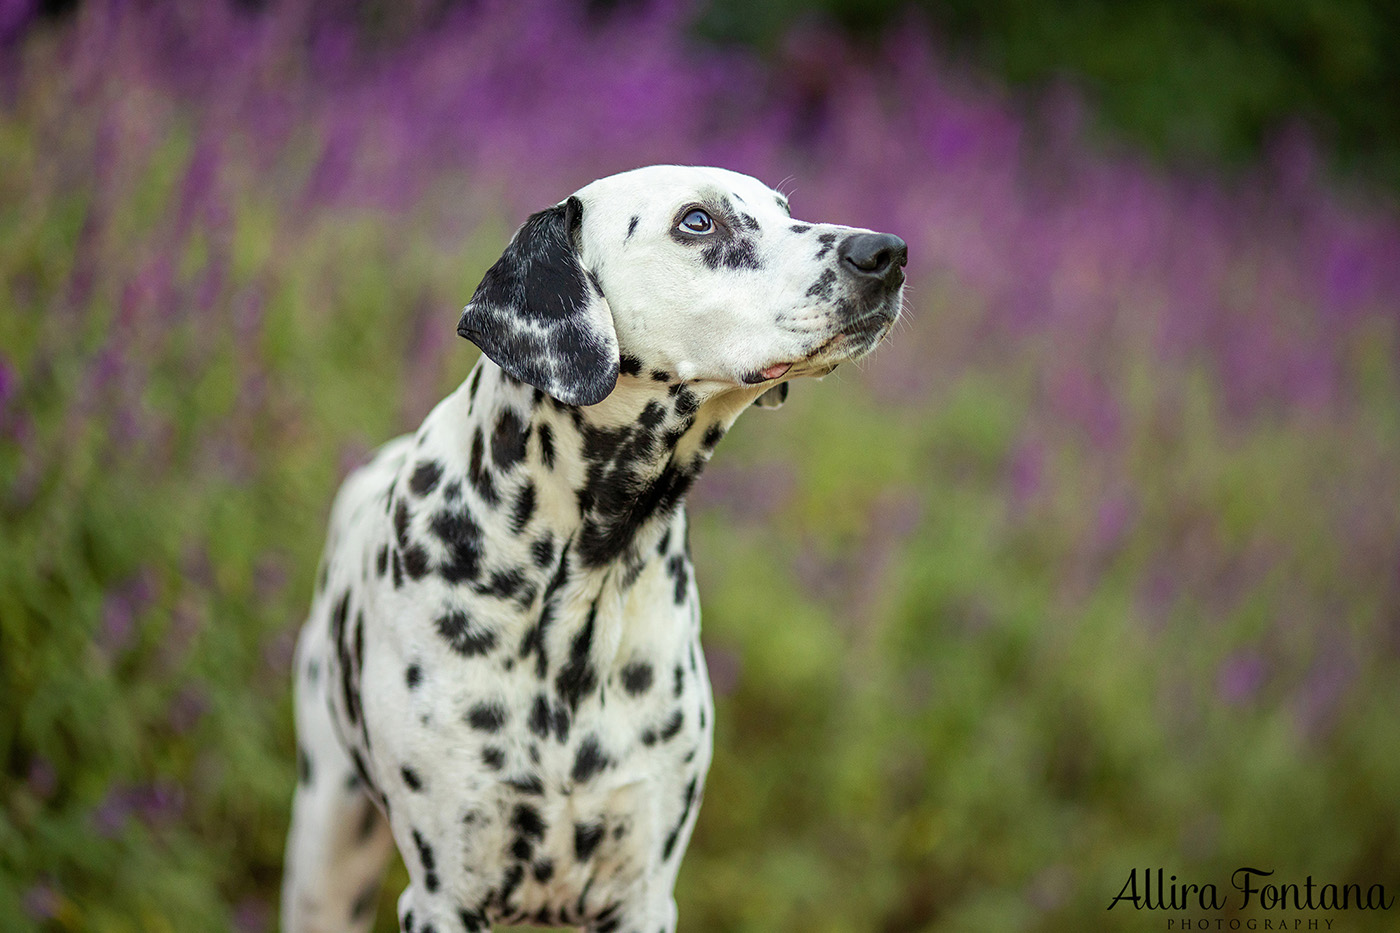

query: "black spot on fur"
xmin=498 ymin=862 xmax=525 ymax=905
xmin=402 ymin=543 xmax=430 ymax=580
xmin=412 ymin=829 xmax=439 ymax=892
xmin=575 ymin=424 xmax=700 ymax=568
xmin=789 ymin=223 xmax=811 ymax=233
xmin=481 ymin=746 xmax=505 ymax=770
xmin=650 ymin=370 xmax=670 ymax=382
xmin=520 ymin=544 xmax=572 ymax=676
xmin=505 ymin=773 xmax=544 ymax=795
xmin=701 ymin=235 xmax=763 ymax=271
xmin=662 ymin=778 xmax=698 ymax=861
xmin=393 ymin=499 xmax=411 ymax=547
xmin=476 ymin=568 xmax=525 ymax=601
xmin=529 ymin=694 xmax=550 ymax=739
xmin=626 ymin=215 xmax=639 ymax=240
xmin=352 ymin=609 xmax=365 ymax=670
xmin=469 ymin=426 xmax=501 ymax=507
xmin=672 ymin=385 xmax=700 ymax=417
xmin=574 ymin=821 xmax=604 ymax=861
xmin=537 ymin=423 xmax=556 ymax=469
xmin=555 ymin=600 xmax=599 ymax=712
xmin=430 ymin=508 xmax=483 ymax=584
xmin=467 ymin=702 xmax=507 ymax=732
xmin=674 ymin=664 xmax=685 ymax=698
xmin=638 ymin=400 xmax=666 ymax=430
xmin=443 ymin=479 xmax=462 ymax=502
xmin=533 ymin=859 xmax=554 ymax=882
xmin=435 ymin=609 xmax=496 ymax=656
xmin=401 ymin=765 xmax=423 ymax=791
xmin=330 ymin=591 xmax=361 ymax=726
xmin=666 ymin=554 xmax=689 ymax=604
xmin=805 ymin=267 xmax=837 ymax=300
xmin=660 ymin=709 xmax=684 ymax=741
xmin=621 ymin=662 xmax=653 ymax=696
xmin=376 ymin=544 xmax=389 ymax=577
xmin=492 ymin=410 xmax=530 ymax=471
xmin=392 ymin=550 xmax=404 ymax=588
xmin=410 ymin=460 xmax=444 ymax=496
xmin=296 ymin=747 xmax=312 ymax=785
xmin=531 ymin=534 xmax=555 ymax=568
xmin=618 ymin=355 xmax=642 ymax=377
xmin=405 ymin=663 xmax=422 ymax=689
xmin=572 ymin=734 xmax=609 ymax=783
xmin=512 ymin=804 xmax=546 ymax=840
xmin=511 ymin=482 xmax=536 ymax=533
xmin=701 ymin=424 xmax=725 ymax=450
xmin=815 ymin=231 xmax=837 ymax=259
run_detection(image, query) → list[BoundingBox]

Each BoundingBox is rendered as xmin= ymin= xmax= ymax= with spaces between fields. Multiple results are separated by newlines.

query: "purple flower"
xmin=92 ymin=785 xmax=134 ymax=838
xmin=0 ymin=0 xmax=36 ymax=47
xmin=21 ymin=882 xmax=60 ymax=922
xmin=703 ymin=645 xmax=743 ymax=697
xmin=131 ymin=780 xmax=185 ymax=827
xmin=96 ymin=592 xmax=137 ymax=660
xmin=1093 ymin=493 xmax=1136 ymax=554
xmin=27 ymin=757 xmax=57 ymax=799
xmin=1007 ymin=437 xmax=1045 ymax=508
xmin=168 ymin=684 xmax=210 ymax=735
xmin=690 ymin=462 xmax=795 ymax=522
xmin=1216 ymin=652 xmax=1267 ymax=706
xmin=233 ymin=897 xmax=272 ymax=933
xmin=0 ymin=353 xmax=14 ymax=409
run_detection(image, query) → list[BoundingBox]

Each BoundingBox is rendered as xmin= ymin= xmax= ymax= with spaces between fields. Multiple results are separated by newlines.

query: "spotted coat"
xmin=281 ymin=165 xmax=906 ymax=933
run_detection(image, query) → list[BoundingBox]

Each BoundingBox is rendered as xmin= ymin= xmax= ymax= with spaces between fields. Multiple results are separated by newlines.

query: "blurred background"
xmin=2 ymin=0 xmax=1398 ymax=930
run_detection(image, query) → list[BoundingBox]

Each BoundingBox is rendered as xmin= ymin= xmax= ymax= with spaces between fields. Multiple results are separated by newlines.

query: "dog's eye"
xmin=678 ymin=209 xmax=714 ymax=235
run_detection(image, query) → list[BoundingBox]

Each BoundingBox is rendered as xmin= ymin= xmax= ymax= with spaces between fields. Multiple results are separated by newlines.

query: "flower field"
xmin=1 ymin=2 xmax=1398 ymax=931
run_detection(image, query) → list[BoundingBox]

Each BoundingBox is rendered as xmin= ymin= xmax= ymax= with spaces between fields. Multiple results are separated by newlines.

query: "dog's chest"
xmin=352 ymin=559 xmax=713 ymax=920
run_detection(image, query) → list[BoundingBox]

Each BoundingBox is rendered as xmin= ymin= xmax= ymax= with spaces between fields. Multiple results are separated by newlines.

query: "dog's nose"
xmin=838 ymin=233 xmax=908 ymax=285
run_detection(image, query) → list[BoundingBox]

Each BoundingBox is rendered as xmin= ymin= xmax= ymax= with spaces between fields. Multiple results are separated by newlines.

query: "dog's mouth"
xmin=747 ymin=313 xmax=895 ymax=384
xmin=740 ymin=362 xmax=793 ymax=385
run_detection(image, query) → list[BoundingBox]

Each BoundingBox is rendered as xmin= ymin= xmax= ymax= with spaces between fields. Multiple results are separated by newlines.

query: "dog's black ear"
xmin=753 ymin=382 xmax=788 ymax=409
xmin=458 ymin=196 xmax=619 ymax=406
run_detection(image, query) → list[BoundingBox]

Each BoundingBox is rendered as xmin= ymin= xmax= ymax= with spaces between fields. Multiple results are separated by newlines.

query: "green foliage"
xmin=684 ymin=318 xmax=1400 ymax=930
xmin=4 ymin=5 xmax=1400 ymax=932
xmin=694 ymin=0 xmax=1400 ymax=187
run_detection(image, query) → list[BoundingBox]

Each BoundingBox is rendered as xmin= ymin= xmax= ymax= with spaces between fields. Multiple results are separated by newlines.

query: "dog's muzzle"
xmin=838 ymin=231 xmax=906 ymax=333
xmin=839 ymin=233 xmax=908 ymax=287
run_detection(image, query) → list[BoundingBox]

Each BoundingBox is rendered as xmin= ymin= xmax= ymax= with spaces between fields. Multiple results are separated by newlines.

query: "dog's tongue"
xmin=759 ymin=363 xmax=791 ymax=381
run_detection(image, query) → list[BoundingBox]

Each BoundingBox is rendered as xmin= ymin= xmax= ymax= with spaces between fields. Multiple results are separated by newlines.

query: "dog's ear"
xmin=753 ymin=382 xmax=788 ymax=409
xmin=458 ymin=196 xmax=619 ymax=406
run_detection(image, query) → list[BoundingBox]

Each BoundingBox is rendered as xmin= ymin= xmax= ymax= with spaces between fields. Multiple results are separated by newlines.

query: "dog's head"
xmin=458 ymin=165 xmax=906 ymax=408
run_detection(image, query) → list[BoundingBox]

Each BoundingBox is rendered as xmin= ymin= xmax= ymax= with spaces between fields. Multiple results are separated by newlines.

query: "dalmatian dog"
xmin=281 ymin=165 xmax=906 ymax=933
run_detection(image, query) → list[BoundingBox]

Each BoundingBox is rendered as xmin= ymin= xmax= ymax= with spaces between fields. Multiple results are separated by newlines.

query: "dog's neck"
xmin=455 ymin=358 xmax=763 ymax=578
